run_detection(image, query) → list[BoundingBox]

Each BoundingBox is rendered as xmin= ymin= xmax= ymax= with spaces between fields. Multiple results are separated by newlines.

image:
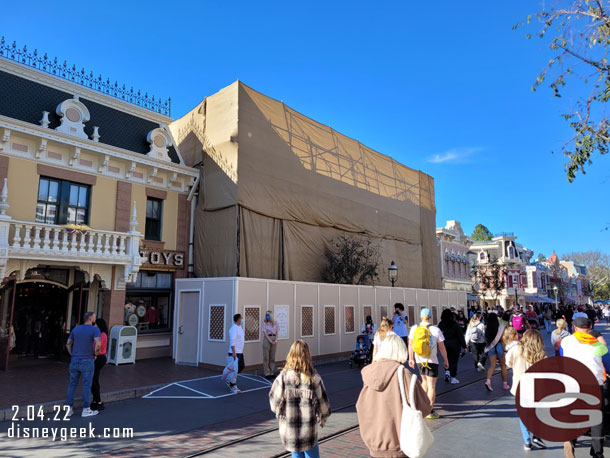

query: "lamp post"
xmin=553 ymin=285 xmax=558 ymax=310
xmin=388 ymin=261 xmax=398 ymax=287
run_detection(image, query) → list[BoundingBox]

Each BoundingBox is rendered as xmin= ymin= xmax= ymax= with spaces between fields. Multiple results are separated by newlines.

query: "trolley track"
xmin=183 ymin=366 xmax=500 ymax=457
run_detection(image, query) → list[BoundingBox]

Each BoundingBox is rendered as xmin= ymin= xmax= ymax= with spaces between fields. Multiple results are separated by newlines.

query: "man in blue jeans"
xmin=66 ymin=311 xmax=101 ymax=417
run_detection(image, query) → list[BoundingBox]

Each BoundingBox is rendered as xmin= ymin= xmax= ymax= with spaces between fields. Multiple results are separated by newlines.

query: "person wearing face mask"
xmin=262 ymin=310 xmax=279 ymax=379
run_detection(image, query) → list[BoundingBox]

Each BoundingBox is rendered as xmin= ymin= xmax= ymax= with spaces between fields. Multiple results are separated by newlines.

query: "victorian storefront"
xmin=0 ymin=41 xmax=198 ymax=369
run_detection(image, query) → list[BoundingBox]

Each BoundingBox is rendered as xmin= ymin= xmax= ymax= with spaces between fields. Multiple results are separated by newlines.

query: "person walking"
xmin=603 ymin=305 xmax=610 ymax=324
xmin=483 ymin=313 xmax=509 ymax=392
xmin=561 ymin=316 xmax=608 ymax=458
xmin=65 ymin=312 xmax=101 ymax=417
xmin=511 ymin=308 xmax=529 ymax=338
xmin=465 ymin=312 xmax=487 ymax=371
xmin=542 ymin=307 xmax=553 ymax=334
xmin=90 ymin=318 xmax=108 ymax=411
xmin=456 ymin=310 xmax=467 ymax=334
xmin=393 ymin=303 xmax=409 ymax=348
xmin=357 ymin=334 xmax=431 ymax=458
xmin=225 ymin=314 xmax=245 ymax=394
xmin=269 ymin=340 xmax=331 ymax=458
xmin=408 ymin=308 xmax=449 ymax=419
xmin=372 ymin=316 xmax=395 ymax=361
xmin=438 ymin=309 xmax=466 ymax=385
xmin=506 ymin=330 xmax=548 ymax=451
xmin=262 ymin=311 xmax=279 ymax=379
xmin=551 ymin=318 xmax=570 ymax=357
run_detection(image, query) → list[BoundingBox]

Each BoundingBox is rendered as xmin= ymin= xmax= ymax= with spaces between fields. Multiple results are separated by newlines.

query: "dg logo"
xmin=516 ymin=356 xmax=603 ymax=442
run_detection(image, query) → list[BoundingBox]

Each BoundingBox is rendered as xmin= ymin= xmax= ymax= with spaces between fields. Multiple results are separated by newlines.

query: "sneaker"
xmin=91 ymin=402 xmax=104 ymax=411
xmin=484 ymin=379 xmax=493 ymax=391
xmin=524 ymin=442 xmax=532 ymax=451
xmin=81 ymin=407 xmax=99 ymax=417
xmin=450 ymin=377 xmax=460 ymax=384
xmin=444 ymin=370 xmax=450 ymax=382
xmin=503 ymin=382 xmax=510 ymax=390
xmin=477 ymin=362 xmax=485 ymax=371
xmin=425 ymin=410 xmax=440 ymax=419
xmin=66 ymin=407 xmax=73 ymax=417
xmin=531 ymin=436 xmax=546 ymax=449
xmin=230 ymin=385 xmax=242 ymax=394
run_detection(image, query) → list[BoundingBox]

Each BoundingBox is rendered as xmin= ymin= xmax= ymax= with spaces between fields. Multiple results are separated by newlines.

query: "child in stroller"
xmin=350 ymin=334 xmax=371 ymax=368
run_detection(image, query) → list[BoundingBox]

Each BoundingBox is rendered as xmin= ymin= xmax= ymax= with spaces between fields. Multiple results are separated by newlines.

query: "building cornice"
xmin=0 ymin=58 xmax=172 ymax=124
xmin=0 ymin=116 xmax=197 ymax=178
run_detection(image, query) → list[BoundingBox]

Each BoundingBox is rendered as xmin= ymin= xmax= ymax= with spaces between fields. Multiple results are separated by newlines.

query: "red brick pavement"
xmin=0 ymin=357 xmax=216 ymax=410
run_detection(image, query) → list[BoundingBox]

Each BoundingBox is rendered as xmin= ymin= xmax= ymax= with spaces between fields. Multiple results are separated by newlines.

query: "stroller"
xmin=349 ymin=334 xmax=372 ymax=368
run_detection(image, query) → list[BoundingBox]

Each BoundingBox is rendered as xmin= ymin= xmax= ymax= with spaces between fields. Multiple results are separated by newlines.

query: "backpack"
xmin=469 ymin=325 xmax=482 ymax=343
xmin=554 ymin=336 xmax=563 ymax=352
xmin=412 ymin=324 xmax=435 ymax=368
xmin=512 ymin=315 xmax=524 ymax=331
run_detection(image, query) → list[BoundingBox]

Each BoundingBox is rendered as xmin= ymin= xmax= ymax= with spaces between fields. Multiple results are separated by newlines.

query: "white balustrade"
xmin=8 ymin=221 xmax=139 ymax=262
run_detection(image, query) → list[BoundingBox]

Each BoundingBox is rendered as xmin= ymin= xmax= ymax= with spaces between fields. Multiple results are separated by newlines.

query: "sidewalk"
xmin=0 ymin=357 xmax=216 ymax=418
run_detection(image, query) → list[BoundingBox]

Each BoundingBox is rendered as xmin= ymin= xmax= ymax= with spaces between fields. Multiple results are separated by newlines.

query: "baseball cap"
xmin=573 ymin=316 xmax=592 ymax=328
xmin=420 ymin=308 xmax=431 ymax=318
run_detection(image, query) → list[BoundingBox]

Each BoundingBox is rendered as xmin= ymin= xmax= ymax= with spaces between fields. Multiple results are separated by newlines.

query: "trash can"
xmin=108 ymin=325 xmax=137 ymax=365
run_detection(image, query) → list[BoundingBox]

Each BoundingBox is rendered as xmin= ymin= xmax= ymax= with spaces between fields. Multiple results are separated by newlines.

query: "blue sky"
xmin=2 ymin=1 xmax=608 ymax=257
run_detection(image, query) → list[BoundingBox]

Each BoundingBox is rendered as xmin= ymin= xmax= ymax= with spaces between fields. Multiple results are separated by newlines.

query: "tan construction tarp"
xmin=170 ymin=81 xmax=440 ymax=288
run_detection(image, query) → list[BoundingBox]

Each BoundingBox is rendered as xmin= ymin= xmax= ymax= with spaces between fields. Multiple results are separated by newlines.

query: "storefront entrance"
xmin=10 ymin=281 xmax=68 ymax=359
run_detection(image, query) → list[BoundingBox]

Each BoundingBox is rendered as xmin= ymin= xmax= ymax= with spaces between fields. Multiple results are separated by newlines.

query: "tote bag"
xmin=397 ymin=365 xmax=434 ymax=458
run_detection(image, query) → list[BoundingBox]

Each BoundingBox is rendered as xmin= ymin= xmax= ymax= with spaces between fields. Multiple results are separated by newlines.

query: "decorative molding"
xmin=99 ymin=155 xmax=109 ymax=173
xmin=36 ymin=139 xmax=47 ymax=158
xmin=69 ymin=147 xmax=81 ymax=166
xmin=55 ymin=95 xmax=90 ymax=139
xmin=146 ymin=126 xmax=173 ymax=162
xmin=0 ymin=37 xmax=171 ymax=118
xmin=92 ymin=126 xmax=100 ymax=142
xmin=148 ymin=167 xmax=158 ymax=183
xmin=40 ymin=111 xmax=50 ymax=128
xmin=1 ymin=129 xmax=10 ymax=152
xmin=126 ymin=161 xmax=136 ymax=179
xmin=0 ymin=115 xmax=196 ymax=177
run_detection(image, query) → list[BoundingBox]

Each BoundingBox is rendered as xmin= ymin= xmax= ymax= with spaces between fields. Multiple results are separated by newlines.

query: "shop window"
xmin=125 ymin=271 xmax=173 ymax=333
xmin=244 ymin=306 xmax=260 ymax=342
xmin=379 ymin=305 xmax=388 ymax=321
xmin=345 ymin=306 xmax=355 ymax=333
xmin=36 ymin=177 xmax=90 ymax=225
xmin=301 ymin=305 xmax=314 ymax=337
xmin=145 ymin=197 xmax=163 ymax=241
xmin=208 ymin=305 xmax=225 ymax=341
xmin=363 ymin=305 xmax=372 ymax=322
xmin=324 ymin=305 xmax=336 ymax=335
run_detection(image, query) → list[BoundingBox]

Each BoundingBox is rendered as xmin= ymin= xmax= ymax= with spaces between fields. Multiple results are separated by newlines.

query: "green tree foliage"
xmin=321 ymin=235 xmax=381 ymax=285
xmin=471 ymin=224 xmax=493 ymax=241
xmin=517 ymin=1 xmax=610 ymax=182
xmin=537 ymin=253 xmax=547 ymax=262
xmin=562 ymin=250 xmax=610 ymax=300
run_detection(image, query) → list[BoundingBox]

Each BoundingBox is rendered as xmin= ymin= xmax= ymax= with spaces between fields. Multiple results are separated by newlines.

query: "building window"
xmin=301 ymin=305 xmax=314 ymax=337
xmin=244 ymin=306 xmax=260 ymax=342
xmin=209 ymin=305 xmax=226 ymax=341
xmin=36 ymin=177 xmax=90 ymax=225
xmin=324 ymin=305 xmax=336 ymax=335
xmin=145 ymin=197 xmax=163 ymax=241
xmin=379 ymin=305 xmax=388 ymax=321
xmin=345 ymin=306 xmax=355 ymax=333
xmin=480 ymin=252 xmax=485 ymax=260
xmin=125 ymin=271 xmax=173 ymax=333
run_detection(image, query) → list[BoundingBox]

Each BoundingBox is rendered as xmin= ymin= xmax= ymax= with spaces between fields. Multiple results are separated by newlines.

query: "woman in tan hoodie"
xmin=356 ymin=333 xmax=431 ymax=458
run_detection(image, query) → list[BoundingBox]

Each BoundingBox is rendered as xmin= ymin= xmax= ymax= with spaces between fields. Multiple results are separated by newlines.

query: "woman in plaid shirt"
xmin=269 ymin=340 xmax=331 ymax=458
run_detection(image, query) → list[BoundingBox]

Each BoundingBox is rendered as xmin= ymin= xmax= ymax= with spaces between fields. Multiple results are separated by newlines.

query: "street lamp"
xmin=553 ymin=285 xmax=559 ymax=309
xmin=388 ymin=261 xmax=398 ymax=287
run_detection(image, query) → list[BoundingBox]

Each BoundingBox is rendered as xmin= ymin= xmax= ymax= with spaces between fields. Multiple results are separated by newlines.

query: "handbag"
xmin=397 ymin=365 xmax=434 ymax=458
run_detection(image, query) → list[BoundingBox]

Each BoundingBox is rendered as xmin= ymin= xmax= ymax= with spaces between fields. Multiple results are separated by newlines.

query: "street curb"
xmin=0 ymin=356 xmax=350 ymax=422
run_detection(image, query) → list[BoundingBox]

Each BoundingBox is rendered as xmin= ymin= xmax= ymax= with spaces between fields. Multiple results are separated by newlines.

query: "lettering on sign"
xmin=140 ymin=249 xmax=185 ymax=269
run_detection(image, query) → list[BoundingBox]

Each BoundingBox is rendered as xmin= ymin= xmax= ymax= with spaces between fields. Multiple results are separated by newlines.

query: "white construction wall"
xmin=174 ymin=277 xmax=467 ymax=368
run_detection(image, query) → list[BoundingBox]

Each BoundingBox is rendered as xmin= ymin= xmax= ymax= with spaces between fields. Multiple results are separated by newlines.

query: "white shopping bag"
xmin=221 ymin=356 xmax=239 ymax=385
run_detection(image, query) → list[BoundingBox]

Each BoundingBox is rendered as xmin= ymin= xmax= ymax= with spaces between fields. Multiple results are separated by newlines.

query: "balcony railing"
xmin=10 ymin=222 xmax=134 ymax=261
xmin=0 ymin=178 xmax=142 ymax=283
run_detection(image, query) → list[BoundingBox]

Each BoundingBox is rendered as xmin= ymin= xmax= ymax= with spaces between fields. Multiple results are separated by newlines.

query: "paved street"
xmin=2 ymin=324 xmax=610 ymax=457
